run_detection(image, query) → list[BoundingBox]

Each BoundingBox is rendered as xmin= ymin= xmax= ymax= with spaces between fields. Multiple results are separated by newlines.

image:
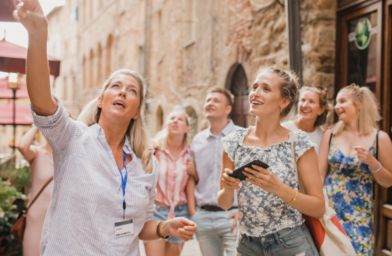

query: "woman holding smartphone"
xmin=217 ymin=67 xmax=325 ymax=256
xmin=13 ymin=1 xmax=196 ymax=255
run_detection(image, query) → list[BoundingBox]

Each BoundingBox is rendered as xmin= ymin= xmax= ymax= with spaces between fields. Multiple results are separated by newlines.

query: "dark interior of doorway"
xmin=229 ymin=64 xmax=249 ymax=128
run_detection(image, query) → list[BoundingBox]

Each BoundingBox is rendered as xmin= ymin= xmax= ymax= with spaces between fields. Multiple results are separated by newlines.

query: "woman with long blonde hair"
xmin=13 ymin=1 xmax=196 ymax=255
xmin=282 ymin=85 xmax=331 ymax=154
xmin=144 ymin=109 xmax=193 ymax=256
xmin=319 ymin=84 xmax=392 ymax=255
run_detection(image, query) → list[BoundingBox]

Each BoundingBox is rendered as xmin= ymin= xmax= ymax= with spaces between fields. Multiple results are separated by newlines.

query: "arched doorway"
xmin=227 ymin=64 xmax=249 ymax=128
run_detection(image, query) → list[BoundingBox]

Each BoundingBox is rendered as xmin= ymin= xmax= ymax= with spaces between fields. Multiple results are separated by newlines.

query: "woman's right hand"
xmin=13 ymin=0 xmax=48 ymax=35
xmin=221 ymin=168 xmax=240 ymax=191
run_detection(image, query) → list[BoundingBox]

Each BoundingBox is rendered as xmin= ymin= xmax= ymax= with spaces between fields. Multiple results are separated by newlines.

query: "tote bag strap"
xmin=290 ymin=131 xmax=305 ymax=193
xmin=26 ymin=177 xmax=53 ymax=213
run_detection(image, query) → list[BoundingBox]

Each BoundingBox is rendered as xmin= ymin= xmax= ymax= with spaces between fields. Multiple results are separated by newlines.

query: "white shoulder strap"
xmin=290 ymin=131 xmax=305 ymax=193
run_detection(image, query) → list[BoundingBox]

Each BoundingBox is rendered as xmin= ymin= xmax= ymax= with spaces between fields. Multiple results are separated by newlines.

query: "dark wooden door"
xmin=336 ymin=1 xmax=392 ymax=255
xmin=380 ymin=1 xmax=392 ymax=255
xmin=229 ymin=65 xmax=249 ymax=128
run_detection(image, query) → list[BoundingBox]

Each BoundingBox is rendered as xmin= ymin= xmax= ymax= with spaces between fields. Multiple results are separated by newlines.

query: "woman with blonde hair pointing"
xmin=13 ymin=1 xmax=196 ymax=255
xmin=319 ymin=84 xmax=392 ymax=255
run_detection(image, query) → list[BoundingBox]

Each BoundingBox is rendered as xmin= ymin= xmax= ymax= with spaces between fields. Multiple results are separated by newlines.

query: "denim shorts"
xmin=153 ymin=203 xmax=190 ymax=243
xmin=236 ymin=223 xmax=319 ymax=256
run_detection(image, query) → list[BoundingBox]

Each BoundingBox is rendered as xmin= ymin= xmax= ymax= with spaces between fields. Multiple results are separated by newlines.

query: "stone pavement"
xmin=139 ymin=239 xmax=202 ymax=256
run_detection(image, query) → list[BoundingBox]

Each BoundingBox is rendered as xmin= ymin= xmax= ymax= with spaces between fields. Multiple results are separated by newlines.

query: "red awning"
xmin=0 ymin=78 xmax=29 ymax=99
xmin=0 ymin=39 xmax=61 ymax=77
xmin=0 ymin=100 xmax=32 ymax=125
xmin=0 ymin=0 xmax=18 ymax=22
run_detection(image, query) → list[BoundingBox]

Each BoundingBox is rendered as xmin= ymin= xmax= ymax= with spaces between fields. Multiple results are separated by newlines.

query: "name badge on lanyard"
xmin=114 ymin=151 xmax=133 ymax=238
xmin=114 ymin=219 xmax=134 ymax=238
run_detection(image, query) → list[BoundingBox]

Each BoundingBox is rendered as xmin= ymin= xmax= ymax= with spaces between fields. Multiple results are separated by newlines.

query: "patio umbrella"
xmin=0 ymin=77 xmax=29 ymax=98
xmin=0 ymin=100 xmax=32 ymax=125
xmin=0 ymin=39 xmax=61 ymax=77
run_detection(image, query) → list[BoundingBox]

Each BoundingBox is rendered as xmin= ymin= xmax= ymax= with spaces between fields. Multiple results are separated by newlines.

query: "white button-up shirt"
xmin=189 ymin=120 xmax=240 ymax=207
xmin=31 ymin=95 xmax=158 ymax=256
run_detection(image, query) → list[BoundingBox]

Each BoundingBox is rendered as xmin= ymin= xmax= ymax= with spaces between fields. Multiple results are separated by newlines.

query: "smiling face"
xmin=249 ymin=72 xmax=290 ymax=118
xmin=204 ymin=92 xmax=231 ymax=120
xmin=97 ymin=74 xmax=141 ymax=126
xmin=167 ymin=111 xmax=189 ymax=137
xmin=335 ymin=92 xmax=360 ymax=123
xmin=298 ymin=90 xmax=325 ymax=122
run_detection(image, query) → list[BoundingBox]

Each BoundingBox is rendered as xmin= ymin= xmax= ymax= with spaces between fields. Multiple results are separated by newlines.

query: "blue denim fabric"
xmin=236 ymin=224 xmax=319 ymax=256
xmin=153 ymin=203 xmax=190 ymax=243
xmin=190 ymin=208 xmax=237 ymax=256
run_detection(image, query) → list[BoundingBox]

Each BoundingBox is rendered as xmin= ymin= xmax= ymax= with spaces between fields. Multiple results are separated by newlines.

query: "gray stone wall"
xmin=46 ymin=0 xmax=338 ymax=136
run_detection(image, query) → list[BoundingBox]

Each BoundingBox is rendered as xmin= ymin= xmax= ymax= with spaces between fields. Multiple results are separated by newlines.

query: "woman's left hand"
xmin=354 ymin=146 xmax=376 ymax=166
xmin=243 ymin=165 xmax=285 ymax=195
xmin=167 ymin=218 xmax=197 ymax=241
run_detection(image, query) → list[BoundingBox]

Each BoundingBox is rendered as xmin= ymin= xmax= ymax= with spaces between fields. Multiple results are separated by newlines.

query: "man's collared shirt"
xmin=190 ymin=120 xmax=240 ymax=207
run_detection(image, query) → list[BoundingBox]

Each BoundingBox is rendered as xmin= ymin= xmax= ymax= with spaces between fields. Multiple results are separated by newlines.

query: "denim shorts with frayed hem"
xmin=236 ymin=223 xmax=319 ymax=256
xmin=153 ymin=203 xmax=191 ymax=243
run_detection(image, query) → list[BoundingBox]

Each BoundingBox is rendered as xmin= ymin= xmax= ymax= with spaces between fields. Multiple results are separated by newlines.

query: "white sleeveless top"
xmin=281 ymin=120 xmax=323 ymax=154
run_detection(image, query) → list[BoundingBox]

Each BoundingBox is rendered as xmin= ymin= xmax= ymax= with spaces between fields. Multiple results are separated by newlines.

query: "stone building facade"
xmin=46 ymin=0 xmax=336 ymax=139
xmin=18 ymin=0 xmax=392 ymax=253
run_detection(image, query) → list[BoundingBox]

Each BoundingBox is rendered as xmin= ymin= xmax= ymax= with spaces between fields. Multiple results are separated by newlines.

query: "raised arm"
xmin=16 ymin=126 xmax=38 ymax=163
xmin=318 ymin=129 xmax=332 ymax=184
xmin=13 ymin=0 xmax=57 ymax=116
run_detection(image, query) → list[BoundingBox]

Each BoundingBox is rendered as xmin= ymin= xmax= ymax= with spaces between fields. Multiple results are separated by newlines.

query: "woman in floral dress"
xmin=319 ymin=84 xmax=392 ymax=255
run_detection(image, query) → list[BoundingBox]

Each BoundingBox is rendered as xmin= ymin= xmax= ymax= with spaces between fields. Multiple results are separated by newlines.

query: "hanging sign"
xmin=348 ymin=18 xmax=376 ymax=50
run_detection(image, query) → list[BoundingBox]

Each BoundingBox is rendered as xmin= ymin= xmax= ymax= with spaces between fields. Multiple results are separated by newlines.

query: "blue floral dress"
xmin=324 ymin=135 xmax=376 ymax=256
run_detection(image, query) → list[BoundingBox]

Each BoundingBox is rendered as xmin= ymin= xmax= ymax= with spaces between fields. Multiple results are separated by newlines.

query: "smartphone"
xmin=228 ymin=159 xmax=269 ymax=181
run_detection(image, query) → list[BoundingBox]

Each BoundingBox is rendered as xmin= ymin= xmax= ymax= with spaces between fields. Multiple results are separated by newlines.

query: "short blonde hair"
xmin=153 ymin=109 xmax=190 ymax=151
xmin=207 ymin=86 xmax=234 ymax=107
xmin=332 ymin=84 xmax=381 ymax=135
xmin=77 ymin=69 xmax=153 ymax=173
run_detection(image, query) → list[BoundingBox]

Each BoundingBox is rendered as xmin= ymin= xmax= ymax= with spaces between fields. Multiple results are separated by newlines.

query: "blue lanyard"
xmin=117 ymin=152 xmax=128 ymax=219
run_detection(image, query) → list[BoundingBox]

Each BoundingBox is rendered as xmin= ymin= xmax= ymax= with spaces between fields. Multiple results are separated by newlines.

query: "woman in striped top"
xmin=144 ymin=109 xmax=192 ymax=256
xmin=13 ymin=1 xmax=196 ymax=255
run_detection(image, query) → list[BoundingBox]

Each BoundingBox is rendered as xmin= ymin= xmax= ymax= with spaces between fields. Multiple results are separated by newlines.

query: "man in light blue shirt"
xmin=187 ymin=86 xmax=240 ymax=256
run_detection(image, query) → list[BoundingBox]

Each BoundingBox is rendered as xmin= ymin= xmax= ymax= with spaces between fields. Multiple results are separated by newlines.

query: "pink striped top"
xmin=154 ymin=145 xmax=190 ymax=219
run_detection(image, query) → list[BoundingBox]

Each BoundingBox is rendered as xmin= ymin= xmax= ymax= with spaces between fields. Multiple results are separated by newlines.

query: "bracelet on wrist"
xmin=156 ymin=221 xmax=171 ymax=239
xmin=369 ymin=160 xmax=382 ymax=173
xmin=285 ymin=189 xmax=297 ymax=205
